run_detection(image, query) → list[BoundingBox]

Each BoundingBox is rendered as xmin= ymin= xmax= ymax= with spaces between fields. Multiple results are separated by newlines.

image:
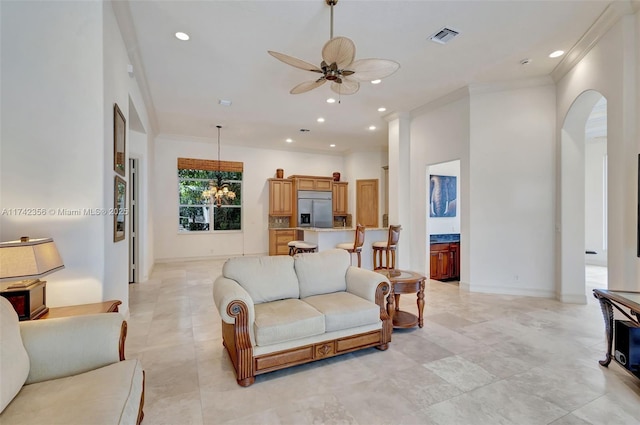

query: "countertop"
xmin=269 ymin=227 xmax=388 ymax=232
xmin=430 ymin=233 xmax=460 ymax=243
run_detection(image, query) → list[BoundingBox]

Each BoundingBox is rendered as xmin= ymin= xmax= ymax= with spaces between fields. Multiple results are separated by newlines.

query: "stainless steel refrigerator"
xmin=297 ymin=190 xmax=333 ymax=228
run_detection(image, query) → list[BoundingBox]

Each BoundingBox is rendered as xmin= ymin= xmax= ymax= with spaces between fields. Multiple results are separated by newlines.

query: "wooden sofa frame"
xmin=222 ymin=281 xmax=393 ymax=387
xmin=119 ymin=321 xmax=145 ymax=425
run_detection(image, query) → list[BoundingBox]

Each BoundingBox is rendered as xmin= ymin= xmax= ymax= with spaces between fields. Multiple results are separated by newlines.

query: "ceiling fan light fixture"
xmin=267 ymin=0 xmax=399 ymax=96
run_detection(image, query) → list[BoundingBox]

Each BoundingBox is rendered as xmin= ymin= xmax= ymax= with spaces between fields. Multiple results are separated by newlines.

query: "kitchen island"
xmin=301 ymin=227 xmax=389 ymax=270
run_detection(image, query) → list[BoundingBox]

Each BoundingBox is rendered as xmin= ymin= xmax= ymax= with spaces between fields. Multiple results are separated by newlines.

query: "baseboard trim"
xmin=466 ymin=283 xmax=556 ymax=299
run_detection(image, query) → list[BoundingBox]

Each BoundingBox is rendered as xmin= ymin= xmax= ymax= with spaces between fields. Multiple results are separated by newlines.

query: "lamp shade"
xmin=0 ymin=238 xmax=64 ymax=281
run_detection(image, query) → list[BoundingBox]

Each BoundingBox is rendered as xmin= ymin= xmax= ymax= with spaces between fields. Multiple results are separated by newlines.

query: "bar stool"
xmin=336 ymin=224 xmax=365 ymax=267
xmin=288 ymin=240 xmax=305 ymax=256
xmin=293 ymin=241 xmax=318 ymax=254
xmin=372 ymin=224 xmax=402 ymax=270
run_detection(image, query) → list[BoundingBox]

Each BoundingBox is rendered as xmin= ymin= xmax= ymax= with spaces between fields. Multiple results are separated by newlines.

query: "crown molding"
xmin=550 ymin=1 xmax=635 ymax=82
xmin=409 ymin=86 xmax=470 ymax=118
xmin=111 ymin=1 xmax=159 ymax=136
xmin=468 ymin=76 xmax=555 ymax=95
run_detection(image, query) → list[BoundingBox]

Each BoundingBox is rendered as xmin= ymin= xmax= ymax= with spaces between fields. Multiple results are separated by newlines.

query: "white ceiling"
xmin=114 ymin=0 xmax=614 ymax=154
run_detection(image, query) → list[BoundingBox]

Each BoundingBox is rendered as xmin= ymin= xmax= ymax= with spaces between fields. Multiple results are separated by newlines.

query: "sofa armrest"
xmin=213 ymin=276 xmax=256 ymax=345
xmin=346 ymin=267 xmax=390 ymax=303
xmin=19 ymin=313 xmax=125 ymax=384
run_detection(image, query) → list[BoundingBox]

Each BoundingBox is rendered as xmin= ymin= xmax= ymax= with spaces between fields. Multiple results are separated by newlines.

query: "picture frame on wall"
xmin=429 ymin=175 xmax=457 ymax=217
xmin=113 ymin=103 xmax=126 ymax=176
xmin=114 ymin=176 xmax=126 ymax=242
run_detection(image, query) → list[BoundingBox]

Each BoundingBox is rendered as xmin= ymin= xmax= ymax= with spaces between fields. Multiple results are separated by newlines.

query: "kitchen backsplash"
xmin=269 ymin=216 xmax=291 ymax=228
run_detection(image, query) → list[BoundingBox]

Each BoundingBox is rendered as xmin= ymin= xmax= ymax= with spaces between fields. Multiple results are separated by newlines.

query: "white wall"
xmin=469 ymin=81 xmax=557 ymax=298
xmin=585 ymin=139 xmax=607 ymax=266
xmin=153 ymin=136 xmax=353 ymax=261
xmin=428 ymin=160 xmax=461 ymax=235
xmin=556 ymin=13 xmax=639 ymax=292
xmin=0 ymin=2 xmax=152 ymax=312
xmin=409 ymin=92 xmax=470 ymax=280
xmin=0 ymin=1 xmax=106 ymax=307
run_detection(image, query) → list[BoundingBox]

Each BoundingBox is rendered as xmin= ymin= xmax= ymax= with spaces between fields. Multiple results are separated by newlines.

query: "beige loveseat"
xmin=213 ymin=249 xmax=392 ymax=386
xmin=0 ymin=297 xmax=145 ymax=424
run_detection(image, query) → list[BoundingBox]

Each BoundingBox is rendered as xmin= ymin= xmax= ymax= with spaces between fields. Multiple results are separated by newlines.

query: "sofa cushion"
xmin=0 ymin=359 xmax=143 ymax=425
xmin=303 ymin=292 xmax=381 ymax=332
xmin=254 ymin=299 xmax=325 ymax=346
xmin=295 ymin=249 xmax=351 ymax=299
xmin=223 ymin=255 xmax=299 ymax=304
xmin=0 ymin=298 xmax=30 ymax=414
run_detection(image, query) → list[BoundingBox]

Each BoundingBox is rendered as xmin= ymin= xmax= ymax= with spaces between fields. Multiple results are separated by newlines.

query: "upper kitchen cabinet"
xmin=291 ymin=176 xmax=333 ymax=191
xmin=332 ymin=182 xmax=348 ymax=215
xmin=269 ymin=179 xmax=293 ymax=216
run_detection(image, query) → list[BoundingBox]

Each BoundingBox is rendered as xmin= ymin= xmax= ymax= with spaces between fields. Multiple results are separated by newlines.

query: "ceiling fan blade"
xmin=290 ymin=78 xmax=327 ymax=94
xmin=345 ymin=58 xmax=400 ymax=82
xmin=268 ymin=51 xmax=322 ymax=73
xmin=322 ymin=37 xmax=355 ymax=69
xmin=330 ymin=80 xmax=359 ymax=95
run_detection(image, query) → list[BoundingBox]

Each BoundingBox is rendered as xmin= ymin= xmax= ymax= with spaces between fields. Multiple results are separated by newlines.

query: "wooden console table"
xmin=593 ymin=289 xmax=640 ymax=376
xmin=38 ymin=300 xmax=121 ymax=319
xmin=376 ymin=269 xmax=425 ymax=328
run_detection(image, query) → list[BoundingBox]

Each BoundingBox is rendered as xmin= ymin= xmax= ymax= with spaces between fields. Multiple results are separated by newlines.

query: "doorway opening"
xmin=427 ymin=159 xmax=461 ymax=283
xmin=560 ymin=90 xmax=607 ymax=302
xmin=129 ymin=158 xmax=139 ymax=283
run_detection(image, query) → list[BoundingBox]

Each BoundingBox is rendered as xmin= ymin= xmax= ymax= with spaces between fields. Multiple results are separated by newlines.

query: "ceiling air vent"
xmin=429 ymin=27 xmax=459 ymax=44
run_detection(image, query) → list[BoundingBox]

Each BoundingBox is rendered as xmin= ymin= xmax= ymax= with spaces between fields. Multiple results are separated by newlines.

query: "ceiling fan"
xmin=268 ymin=0 xmax=400 ymax=96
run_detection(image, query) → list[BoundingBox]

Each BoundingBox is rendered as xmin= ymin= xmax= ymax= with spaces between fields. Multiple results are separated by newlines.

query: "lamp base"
xmin=0 ymin=280 xmax=48 ymax=320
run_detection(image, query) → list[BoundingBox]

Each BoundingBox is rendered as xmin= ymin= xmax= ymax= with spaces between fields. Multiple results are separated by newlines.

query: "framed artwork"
xmin=113 ymin=103 xmax=126 ymax=176
xmin=114 ymin=176 xmax=126 ymax=242
xmin=429 ymin=175 xmax=457 ymax=217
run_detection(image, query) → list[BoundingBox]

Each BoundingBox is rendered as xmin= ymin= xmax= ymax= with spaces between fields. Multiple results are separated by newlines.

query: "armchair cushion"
xmin=0 ymin=298 xmax=30 ymax=414
xmin=295 ymin=249 xmax=350 ymax=298
xmin=223 ymin=255 xmax=299 ymax=304
xmin=303 ymin=292 xmax=380 ymax=332
xmin=0 ymin=359 xmax=144 ymax=425
xmin=253 ymin=299 xmax=325 ymax=346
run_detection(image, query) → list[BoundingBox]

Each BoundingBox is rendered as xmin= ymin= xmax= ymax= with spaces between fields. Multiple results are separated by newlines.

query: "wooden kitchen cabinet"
xmin=430 ymin=242 xmax=460 ymax=281
xmin=332 ymin=182 xmax=348 ymax=215
xmin=269 ymin=179 xmax=293 ymax=216
xmin=290 ymin=176 xmax=333 ymax=191
xmin=269 ymin=229 xmax=301 ymax=256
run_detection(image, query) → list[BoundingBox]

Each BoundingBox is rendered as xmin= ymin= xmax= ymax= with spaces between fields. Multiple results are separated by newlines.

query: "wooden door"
xmin=356 ymin=179 xmax=378 ymax=228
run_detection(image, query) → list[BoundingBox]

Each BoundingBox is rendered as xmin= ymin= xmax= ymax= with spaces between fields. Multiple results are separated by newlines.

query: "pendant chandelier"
xmin=202 ymin=125 xmax=236 ymax=208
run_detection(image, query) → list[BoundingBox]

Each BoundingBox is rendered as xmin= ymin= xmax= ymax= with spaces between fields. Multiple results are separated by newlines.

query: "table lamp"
xmin=0 ymin=236 xmax=64 ymax=320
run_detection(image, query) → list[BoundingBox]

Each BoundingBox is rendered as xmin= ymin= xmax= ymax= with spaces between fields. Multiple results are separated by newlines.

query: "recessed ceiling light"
xmin=369 ymin=125 xmax=376 ymax=131
xmin=175 ymin=32 xmax=190 ymax=41
xmin=330 ymin=144 xmax=336 ymax=147
xmin=285 ymin=138 xmax=293 ymax=143
xmin=549 ymin=50 xmax=564 ymax=58
xmin=326 ymin=98 xmax=336 ymax=104
xmin=371 ymin=80 xmax=381 ymax=84
xmin=317 ymin=117 xmax=325 ymax=123
xmin=218 ymin=99 xmax=232 ymax=107
xmin=377 ymin=107 xmax=386 ymax=112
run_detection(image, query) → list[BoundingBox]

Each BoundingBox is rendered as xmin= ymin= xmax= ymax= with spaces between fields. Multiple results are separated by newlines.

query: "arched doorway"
xmin=559 ymin=90 xmax=607 ymax=303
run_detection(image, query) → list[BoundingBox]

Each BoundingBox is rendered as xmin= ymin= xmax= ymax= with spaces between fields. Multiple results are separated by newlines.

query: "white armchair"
xmin=0 ymin=297 xmax=145 ymax=425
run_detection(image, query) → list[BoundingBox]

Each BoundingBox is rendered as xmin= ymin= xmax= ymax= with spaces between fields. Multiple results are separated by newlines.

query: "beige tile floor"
xmin=127 ymin=262 xmax=640 ymax=425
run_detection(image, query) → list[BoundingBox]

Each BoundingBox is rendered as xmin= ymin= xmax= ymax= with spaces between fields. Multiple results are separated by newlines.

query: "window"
xmin=177 ymin=158 xmax=242 ymax=232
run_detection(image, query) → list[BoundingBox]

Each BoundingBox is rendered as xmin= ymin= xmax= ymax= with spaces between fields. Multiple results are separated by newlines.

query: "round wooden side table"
xmin=375 ymin=269 xmax=425 ymax=328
